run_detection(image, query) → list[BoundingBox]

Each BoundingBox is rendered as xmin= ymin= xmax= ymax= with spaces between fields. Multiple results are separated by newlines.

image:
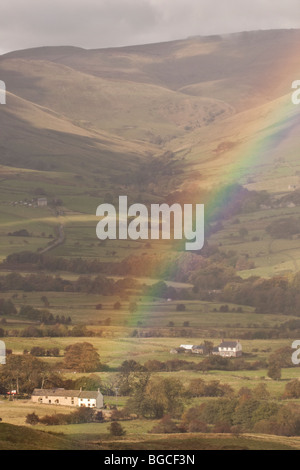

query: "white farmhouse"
xmin=217 ymin=340 xmax=242 ymax=357
xmin=31 ymin=388 xmax=103 ymax=409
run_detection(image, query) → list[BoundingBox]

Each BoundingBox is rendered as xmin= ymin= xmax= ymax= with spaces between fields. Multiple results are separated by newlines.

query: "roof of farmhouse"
xmin=219 ymin=341 xmax=240 ymax=348
xmin=32 ymin=388 xmax=101 ymax=399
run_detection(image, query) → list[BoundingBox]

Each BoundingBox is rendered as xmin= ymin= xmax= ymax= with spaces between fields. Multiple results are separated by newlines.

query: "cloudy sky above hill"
xmin=1 ymin=0 xmax=300 ymax=54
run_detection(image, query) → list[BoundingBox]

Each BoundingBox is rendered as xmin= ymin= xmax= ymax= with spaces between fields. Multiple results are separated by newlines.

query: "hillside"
xmin=1 ymin=29 xmax=299 ymax=178
xmin=1 ymin=29 xmax=300 ymax=276
xmin=0 ymin=422 xmax=297 ymax=450
xmin=0 ymin=422 xmax=98 ymax=450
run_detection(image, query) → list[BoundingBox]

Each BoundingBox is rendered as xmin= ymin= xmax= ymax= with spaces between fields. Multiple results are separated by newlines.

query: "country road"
xmin=39 ymin=224 xmax=65 ymax=254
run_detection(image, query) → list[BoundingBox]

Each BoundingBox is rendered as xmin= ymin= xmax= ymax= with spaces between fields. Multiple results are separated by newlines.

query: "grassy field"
xmin=3 ymin=335 xmax=294 ymax=365
xmin=1 ymin=421 xmax=298 ymax=450
xmin=0 ymin=287 xmax=295 ymax=328
xmin=210 ymin=205 xmax=300 ymax=278
xmin=1 ymin=400 xmax=300 ymax=450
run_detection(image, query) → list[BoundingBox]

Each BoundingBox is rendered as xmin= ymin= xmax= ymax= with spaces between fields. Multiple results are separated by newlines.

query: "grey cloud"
xmin=1 ymin=0 xmax=300 ymax=55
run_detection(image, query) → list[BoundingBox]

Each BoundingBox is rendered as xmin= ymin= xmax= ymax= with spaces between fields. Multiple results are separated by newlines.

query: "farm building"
xmin=37 ymin=197 xmax=47 ymax=207
xmin=191 ymin=345 xmax=207 ymax=354
xmin=179 ymin=344 xmax=194 ymax=351
xmin=173 ymin=341 xmax=242 ymax=357
xmin=31 ymin=388 xmax=104 ymax=409
xmin=217 ymin=340 xmax=242 ymax=357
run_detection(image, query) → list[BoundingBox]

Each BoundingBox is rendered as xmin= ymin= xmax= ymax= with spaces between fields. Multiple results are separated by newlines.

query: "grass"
xmin=210 ymin=205 xmax=300 ymax=278
xmin=0 ymin=422 xmax=98 ymax=450
xmin=1 ymin=403 xmax=299 ymax=450
xmin=0 ymin=421 xmax=298 ymax=450
xmin=0 ymin=288 xmax=295 ymax=328
xmin=3 ymin=335 xmax=294 ymax=366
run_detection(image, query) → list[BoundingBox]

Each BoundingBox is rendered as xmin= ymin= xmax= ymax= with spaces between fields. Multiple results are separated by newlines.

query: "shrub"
xmin=176 ymin=304 xmax=186 ymax=312
xmin=150 ymin=415 xmax=179 ymax=434
xmin=213 ymin=422 xmax=232 ymax=433
xmin=187 ymin=419 xmax=208 ymax=433
xmin=283 ymin=380 xmax=300 ymax=399
xmin=109 ymin=421 xmax=126 ymax=436
xmin=26 ymin=412 xmax=40 ymax=425
xmin=39 ymin=414 xmax=61 ymax=426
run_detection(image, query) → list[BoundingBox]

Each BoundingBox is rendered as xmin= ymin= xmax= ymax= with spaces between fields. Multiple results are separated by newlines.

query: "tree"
xmin=204 ymin=340 xmax=214 ymax=356
xmin=127 ymin=377 xmax=185 ymax=419
xmin=267 ymin=363 xmax=281 ymax=381
xmin=283 ymin=380 xmax=300 ymax=399
xmin=187 ymin=379 xmax=233 ymax=398
xmin=40 ymin=296 xmax=50 ymax=307
xmin=26 ymin=412 xmax=39 ymax=425
xmin=232 ymin=399 xmax=261 ymax=430
xmin=150 ymin=415 xmax=179 ymax=434
xmin=63 ymin=342 xmax=101 ymax=372
xmin=74 ymin=374 xmax=102 ymax=391
xmin=253 ymin=383 xmax=270 ymax=400
xmin=109 ymin=421 xmax=126 ymax=436
xmin=117 ymin=360 xmax=147 ymax=396
xmin=0 ymin=299 xmax=17 ymax=316
xmin=0 ymin=354 xmax=50 ymax=394
xmin=176 ymin=304 xmax=186 ymax=312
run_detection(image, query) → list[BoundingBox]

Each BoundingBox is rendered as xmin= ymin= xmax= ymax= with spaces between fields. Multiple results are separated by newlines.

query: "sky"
xmin=1 ymin=0 xmax=300 ymax=55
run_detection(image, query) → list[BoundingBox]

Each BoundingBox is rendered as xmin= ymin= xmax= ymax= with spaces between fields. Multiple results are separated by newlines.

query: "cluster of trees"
xmin=2 ymin=247 xmax=235 ymax=285
xmin=28 ymin=347 xmax=60 ymax=357
xmin=115 ymin=351 xmax=288 ymax=389
xmin=0 ymin=272 xmax=124 ymax=296
xmin=266 ymin=217 xmax=300 ymax=239
xmin=26 ymin=407 xmax=102 ymax=426
xmin=18 ymin=305 xmax=71 ymax=325
xmin=125 ymin=376 xmax=185 ymax=419
xmin=186 ymin=379 xmax=233 ymax=398
xmin=0 ymin=355 xmax=55 ymax=394
xmin=166 ymin=185 xmax=272 ymax=222
xmin=142 ymin=356 xmax=266 ymax=373
xmin=8 ymin=229 xmax=30 ymax=237
xmin=0 ymin=344 xmax=102 ymax=394
xmin=114 ymin=359 xmax=268 ymax=403
xmin=221 ymin=275 xmax=300 ymax=316
xmin=2 ymin=324 xmax=104 ymax=338
xmin=0 ymin=299 xmax=17 ymax=316
xmin=148 ymin=381 xmax=300 ymax=437
xmin=119 ymin=367 xmax=300 ymax=436
xmin=63 ymin=342 xmax=101 ymax=373
xmin=180 ymin=399 xmax=300 ymax=436
xmin=111 ymin=151 xmax=178 ymax=190
xmin=213 ymin=305 xmax=243 ymax=313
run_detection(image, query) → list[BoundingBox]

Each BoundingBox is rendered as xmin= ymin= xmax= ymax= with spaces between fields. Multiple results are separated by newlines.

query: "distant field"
xmin=2 ymin=155 xmax=300 ymax=277
xmin=210 ymin=205 xmax=300 ymax=278
xmin=3 ymin=335 xmax=294 ymax=368
xmin=0 ymin=287 xmax=295 ymax=329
